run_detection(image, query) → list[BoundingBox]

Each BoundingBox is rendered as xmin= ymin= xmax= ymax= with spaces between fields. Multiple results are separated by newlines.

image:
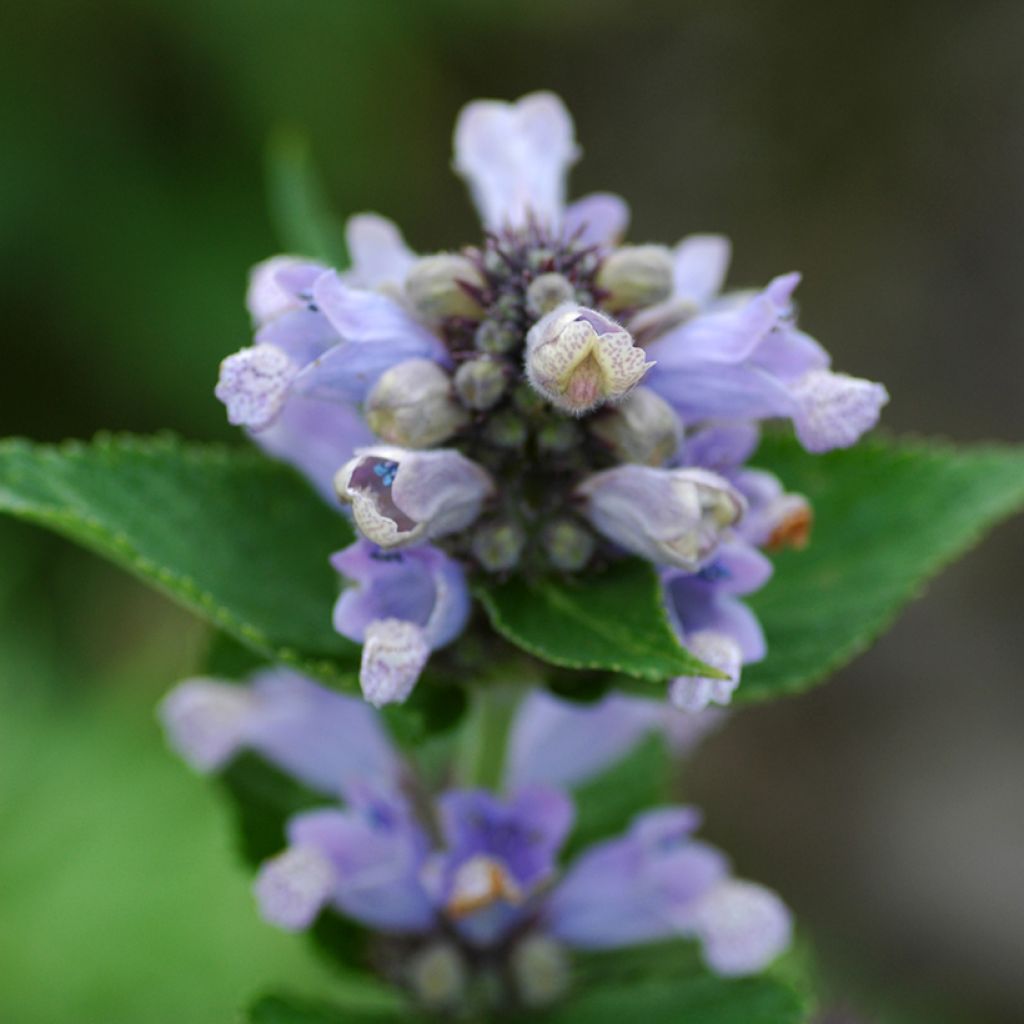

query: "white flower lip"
xmin=525 ymin=304 xmax=654 ymax=415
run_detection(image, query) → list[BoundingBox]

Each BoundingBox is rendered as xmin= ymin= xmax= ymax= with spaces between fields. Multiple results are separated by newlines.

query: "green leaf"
xmin=249 ymin=991 xmax=403 ymax=1024
xmin=564 ymin=737 xmax=671 ymax=859
xmin=542 ymin=975 xmax=808 ymax=1024
xmin=267 ymin=127 xmax=347 ymax=266
xmin=742 ymin=435 xmax=1024 ymax=701
xmin=477 ymin=559 xmax=721 ymax=682
xmin=0 ymin=435 xmax=361 ymax=689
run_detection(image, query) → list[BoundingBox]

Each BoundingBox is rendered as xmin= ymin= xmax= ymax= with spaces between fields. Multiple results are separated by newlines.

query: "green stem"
xmin=457 ymin=681 xmax=524 ymax=791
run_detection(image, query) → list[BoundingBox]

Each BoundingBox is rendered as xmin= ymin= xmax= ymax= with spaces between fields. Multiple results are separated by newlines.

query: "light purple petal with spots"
xmin=246 ymin=256 xmax=326 ymax=325
xmin=254 ymin=306 xmax=342 ymax=368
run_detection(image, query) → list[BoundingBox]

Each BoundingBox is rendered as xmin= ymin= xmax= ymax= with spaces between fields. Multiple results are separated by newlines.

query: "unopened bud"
xmin=364 ymin=358 xmax=468 ymax=446
xmin=365 ymin=359 xmax=468 ymax=448
xmin=336 ymin=445 xmax=494 ymax=548
xmin=475 ymin=319 xmax=521 ymax=354
xmin=471 ymin=520 xmax=526 ymax=572
xmin=537 ymin=418 xmax=582 ymax=456
xmin=596 ymin=245 xmax=674 ymax=311
xmin=511 ymin=934 xmax=571 ymax=1010
xmin=526 ymin=273 xmax=575 ymax=318
xmin=525 ymin=305 xmax=652 ymax=415
xmin=454 ymin=358 xmax=508 ymax=411
xmin=542 ymin=519 xmax=596 ymax=572
xmin=406 ymin=253 xmax=486 ymax=321
xmin=408 ymin=942 xmax=467 ymax=1012
xmin=588 ymin=386 xmax=683 ymax=465
xmin=576 ymin=465 xmax=744 ymax=571
xmin=484 ymin=410 xmax=528 ymax=450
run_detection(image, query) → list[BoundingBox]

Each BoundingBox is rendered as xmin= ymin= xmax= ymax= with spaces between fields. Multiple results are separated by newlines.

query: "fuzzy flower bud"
xmin=215 ymin=343 xmax=298 ymax=431
xmin=158 ymin=678 xmax=256 ymax=771
xmin=596 ymin=244 xmax=675 ymax=311
xmin=335 ymin=445 xmax=494 ymax=549
xmin=454 ymin=358 xmax=508 ymax=411
xmin=474 ymin=319 xmax=520 ymax=354
xmin=576 ymin=465 xmax=744 ymax=571
xmin=365 ymin=358 xmax=468 ymax=448
xmin=471 ymin=520 xmax=526 ymax=572
xmin=484 ymin=410 xmax=528 ymax=450
xmin=525 ymin=305 xmax=653 ymax=415
xmin=511 ymin=934 xmax=571 ymax=1009
xmin=526 ymin=272 xmax=576 ymax=317
xmin=407 ymin=943 xmax=468 ymax=1012
xmin=359 ymin=618 xmax=431 ymax=707
xmin=406 ymin=253 xmax=486 ymax=321
xmin=588 ymin=386 xmax=683 ymax=465
xmin=542 ymin=519 xmax=596 ymax=572
xmin=537 ymin=418 xmax=583 ymax=456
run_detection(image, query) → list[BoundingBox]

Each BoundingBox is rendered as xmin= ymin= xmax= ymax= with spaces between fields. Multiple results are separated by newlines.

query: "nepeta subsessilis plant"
xmin=218 ymin=92 xmax=887 ymax=712
xmin=2 ymin=91 xmax=1022 ymax=1024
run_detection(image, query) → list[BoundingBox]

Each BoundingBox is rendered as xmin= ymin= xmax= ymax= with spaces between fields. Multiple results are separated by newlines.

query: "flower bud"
xmin=405 ymin=253 xmax=486 ymax=321
xmin=407 ymin=942 xmax=468 ymax=1012
xmin=525 ymin=305 xmax=653 ymax=415
xmin=526 ymin=272 xmax=575 ymax=317
xmin=537 ymin=418 xmax=582 ymax=456
xmin=596 ymin=245 xmax=674 ymax=311
xmin=542 ymin=518 xmax=596 ymax=572
xmin=215 ymin=343 xmax=298 ymax=431
xmin=474 ymin=319 xmax=521 ymax=354
xmin=576 ymin=465 xmax=744 ymax=571
xmin=588 ymin=386 xmax=683 ymax=465
xmin=511 ymin=934 xmax=571 ymax=1010
xmin=335 ymin=445 xmax=494 ymax=549
xmin=365 ymin=358 xmax=468 ymax=448
xmin=454 ymin=357 xmax=508 ymax=411
xmin=471 ymin=520 xmax=526 ymax=572
xmin=484 ymin=410 xmax=528 ymax=450
xmin=360 ymin=618 xmax=431 ymax=707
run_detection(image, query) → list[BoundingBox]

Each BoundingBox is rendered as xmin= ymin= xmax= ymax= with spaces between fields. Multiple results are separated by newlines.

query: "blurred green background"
xmin=2 ymin=1 xmax=1023 ymax=1021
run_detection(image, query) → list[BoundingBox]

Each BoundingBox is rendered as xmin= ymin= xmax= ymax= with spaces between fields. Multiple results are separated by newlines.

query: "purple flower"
xmin=158 ymin=668 xmax=401 ymax=795
xmin=161 ymin=669 xmax=791 ymax=1001
xmin=644 ymin=272 xmax=888 ymax=452
xmin=212 ymin=90 xmax=888 ymax=712
xmin=256 ymin=784 xmax=435 ymax=933
xmin=576 ymin=465 xmax=745 ymax=572
xmin=331 ymin=540 xmax=471 ymax=705
xmin=335 ymin=446 xmax=494 ymax=550
xmin=662 ymin=541 xmax=772 ymax=712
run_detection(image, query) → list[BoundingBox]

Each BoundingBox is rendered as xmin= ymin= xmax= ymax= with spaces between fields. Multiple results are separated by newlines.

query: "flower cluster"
xmin=161 ymin=670 xmax=790 ymax=1015
xmin=216 ymin=92 xmax=887 ymax=709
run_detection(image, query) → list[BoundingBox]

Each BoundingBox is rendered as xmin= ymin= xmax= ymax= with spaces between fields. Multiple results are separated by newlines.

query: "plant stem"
xmin=457 ymin=680 xmax=524 ymax=791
